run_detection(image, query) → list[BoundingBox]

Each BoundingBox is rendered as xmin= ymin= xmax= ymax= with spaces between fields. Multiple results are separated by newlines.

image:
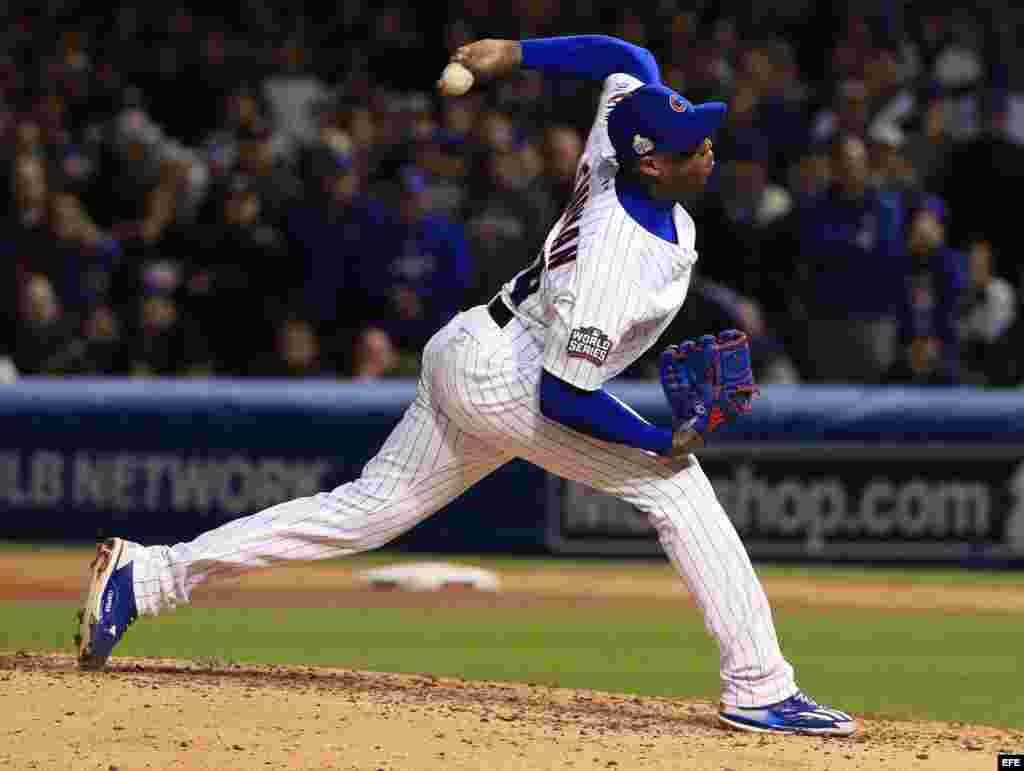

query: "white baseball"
xmin=439 ymin=62 xmax=474 ymax=96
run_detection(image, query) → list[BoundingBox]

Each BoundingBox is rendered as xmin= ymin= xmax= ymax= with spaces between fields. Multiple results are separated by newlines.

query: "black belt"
xmin=487 ymin=296 xmax=514 ymax=328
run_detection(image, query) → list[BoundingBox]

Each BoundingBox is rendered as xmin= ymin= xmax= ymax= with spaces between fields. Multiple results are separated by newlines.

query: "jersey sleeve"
xmin=581 ymin=73 xmax=646 ymax=175
xmin=542 ymin=257 xmax=644 ymax=391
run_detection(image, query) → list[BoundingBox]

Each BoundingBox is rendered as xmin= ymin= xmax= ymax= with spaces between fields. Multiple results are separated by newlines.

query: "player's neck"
xmin=615 ymin=176 xmax=678 ymax=245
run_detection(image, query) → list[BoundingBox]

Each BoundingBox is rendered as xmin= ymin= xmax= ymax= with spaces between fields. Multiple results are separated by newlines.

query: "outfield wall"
xmin=1 ymin=378 xmax=1022 ymax=565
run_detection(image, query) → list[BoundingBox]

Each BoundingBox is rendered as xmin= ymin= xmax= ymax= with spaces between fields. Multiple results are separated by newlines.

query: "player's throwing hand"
xmin=442 ymin=39 xmax=523 ymax=87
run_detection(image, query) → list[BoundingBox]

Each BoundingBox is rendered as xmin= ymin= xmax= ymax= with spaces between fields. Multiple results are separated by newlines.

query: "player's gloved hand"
xmin=658 ymin=330 xmax=759 ymax=457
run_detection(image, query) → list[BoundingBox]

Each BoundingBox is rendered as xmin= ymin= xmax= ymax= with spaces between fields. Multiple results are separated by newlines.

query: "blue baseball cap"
xmin=607 ymin=84 xmax=727 ymax=163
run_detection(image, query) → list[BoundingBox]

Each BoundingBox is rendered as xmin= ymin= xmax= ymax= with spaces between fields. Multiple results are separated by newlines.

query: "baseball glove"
xmin=659 ymin=330 xmax=759 ymax=451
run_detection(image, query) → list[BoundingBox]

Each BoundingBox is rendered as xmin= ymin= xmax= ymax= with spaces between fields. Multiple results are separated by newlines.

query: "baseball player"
xmin=77 ymin=35 xmax=854 ymax=736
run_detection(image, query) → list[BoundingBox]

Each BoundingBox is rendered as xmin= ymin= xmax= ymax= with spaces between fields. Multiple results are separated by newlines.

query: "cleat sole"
xmin=77 ymin=538 xmax=125 ymax=670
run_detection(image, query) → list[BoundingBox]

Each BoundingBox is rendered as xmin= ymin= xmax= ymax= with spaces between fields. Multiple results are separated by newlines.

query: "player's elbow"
xmin=586 ymin=35 xmax=658 ymax=82
xmin=539 ymin=369 xmax=576 ymax=423
xmin=539 ymin=399 xmax=554 ymax=422
xmin=539 ymin=372 xmax=558 ymax=421
xmin=634 ymin=46 xmax=658 ymax=79
xmin=612 ymin=37 xmax=658 ymax=81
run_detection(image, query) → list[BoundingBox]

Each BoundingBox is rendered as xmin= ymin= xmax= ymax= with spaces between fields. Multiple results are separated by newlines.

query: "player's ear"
xmin=636 ymin=155 xmax=661 ymax=179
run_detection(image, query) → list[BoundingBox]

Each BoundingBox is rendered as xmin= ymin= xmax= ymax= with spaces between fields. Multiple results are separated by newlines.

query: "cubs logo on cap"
xmin=669 ymin=93 xmax=687 ymax=113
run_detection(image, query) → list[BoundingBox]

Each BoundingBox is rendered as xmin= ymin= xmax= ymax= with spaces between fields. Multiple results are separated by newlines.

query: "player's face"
xmin=657 ymin=138 xmax=716 ymax=199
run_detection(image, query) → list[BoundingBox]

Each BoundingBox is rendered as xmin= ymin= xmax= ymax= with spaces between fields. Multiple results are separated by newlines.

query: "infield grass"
xmin=4 ymin=596 xmax=1022 ymax=729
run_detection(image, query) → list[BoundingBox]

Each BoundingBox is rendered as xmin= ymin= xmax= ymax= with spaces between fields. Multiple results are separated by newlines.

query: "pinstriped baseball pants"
xmin=131 ymin=304 xmax=797 ymax=707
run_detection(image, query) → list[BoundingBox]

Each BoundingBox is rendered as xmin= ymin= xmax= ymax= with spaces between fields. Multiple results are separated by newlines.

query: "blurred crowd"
xmin=2 ymin=1 xmax=1024 ymax=386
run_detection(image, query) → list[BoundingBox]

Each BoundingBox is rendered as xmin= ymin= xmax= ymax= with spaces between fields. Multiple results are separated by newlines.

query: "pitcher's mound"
xmin=1 ymin=653 xmax=1016 ymax=771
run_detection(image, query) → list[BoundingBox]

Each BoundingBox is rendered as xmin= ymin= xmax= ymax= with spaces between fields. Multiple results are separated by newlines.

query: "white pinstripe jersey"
xmin=496 ymin=72 xmax=698 ymax=391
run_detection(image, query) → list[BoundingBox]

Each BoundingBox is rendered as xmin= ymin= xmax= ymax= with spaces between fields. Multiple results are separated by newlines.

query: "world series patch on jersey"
xmin=567 ymin=326 xmax=612 ymax=365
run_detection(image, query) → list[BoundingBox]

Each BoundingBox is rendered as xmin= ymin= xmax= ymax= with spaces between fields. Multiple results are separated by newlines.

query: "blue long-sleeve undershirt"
xmin=520 ymin=35 xmax=661 ymax=84
xmin=540 ymin=370 xmax=672 ymax=455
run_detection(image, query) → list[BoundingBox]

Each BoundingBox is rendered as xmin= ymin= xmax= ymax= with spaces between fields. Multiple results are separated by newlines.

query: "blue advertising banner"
xmin=2 ymin=378 xmax=1023 ymax=564
xmin=547 ymin=443 xmax=1024 ymax=564
xmin=0 ymin=378 xmax=549 ymax=551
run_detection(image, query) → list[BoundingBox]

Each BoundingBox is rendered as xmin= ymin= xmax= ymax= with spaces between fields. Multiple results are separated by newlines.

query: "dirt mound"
xmin=2 ymin=653 xmax=1017 ymax=770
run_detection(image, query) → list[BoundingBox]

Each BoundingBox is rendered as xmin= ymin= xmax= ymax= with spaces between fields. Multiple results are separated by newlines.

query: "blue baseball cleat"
xmin=718 ymin=691 xmax=856 ymax=736
xmin=75 ymin=538 xmax=139 ymax=670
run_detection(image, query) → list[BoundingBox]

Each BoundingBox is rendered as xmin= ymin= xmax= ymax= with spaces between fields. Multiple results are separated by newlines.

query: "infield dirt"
xmin=1 ymin=551 xmax=1021 ymax=770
